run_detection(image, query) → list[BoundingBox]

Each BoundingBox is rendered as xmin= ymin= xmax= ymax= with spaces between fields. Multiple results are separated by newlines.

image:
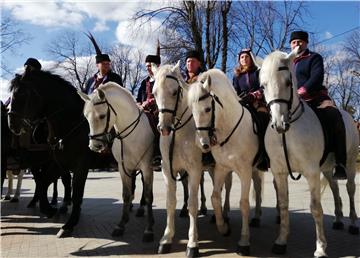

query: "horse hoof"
xmin=112 ymin=227 xmax=124 ymax=237
xmin=348 ymin=225 xmax=359 ymax=235
xmin=332 ymin=221 xmax=344 ymax=230
xmin=58 ymin=205 xmax=68 ymax=214
xmin=199 ymin=207 xmax=207 ymax=216
xmin=315 ymin=256 xmax=328 ymax=258
xmin=10 ymin=197 xmax=19 ymax=203
xmin=129 ymin=203 xmax=134 ymax=212
xmin=27 ymin=200 xmax=37 ymax=208
xmin=50 ymin=199 xmax=58 ymax=206
xmin=223 ymin=222 xmax=231 ymax=237
xmin=272 ymin=243 xmax=287 ymax=254
xmin=209 ymin=214 xmax=216 ymax=224
xmin=236 ymin=245 xmax=250 ymax=256
xmin=276 ymin=215 xmax=281 ymax=224
xmin=249 ymin=218 xmax=260 ymax=228
xmin=56 ymin=228 xmax=73 ymax=238
xmin=4 ymin=196 xmax=11 ymax=201
xmin=158 ymin=243 xmax=172 ymax=254
xmin=41 ymin=207 xmax=57 ymax=218
xmin=142 ymin=232 xmax=154 ymax=242
xmin=179 ymin=208 xmax=189 ymax=218
xmin=186 ymin=247 xmax=199 ymax=258
xmin=136 ymin=208 xmax=145 ymax=217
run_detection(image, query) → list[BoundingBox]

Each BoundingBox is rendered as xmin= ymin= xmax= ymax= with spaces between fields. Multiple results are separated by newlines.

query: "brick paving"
xmin=1 ymin=171 xmax=359 ymax=258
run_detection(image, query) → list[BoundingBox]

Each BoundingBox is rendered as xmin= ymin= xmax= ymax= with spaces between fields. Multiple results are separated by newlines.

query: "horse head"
xmin=152 ymin=61 xmax=187 ymax=136
xmin=79 ymin=87 xmax=117 ymax=152
xmin=8 ymin=72 xmax=44 ymax=136
xmin=260 ymin=47 xmax=299 ymax=133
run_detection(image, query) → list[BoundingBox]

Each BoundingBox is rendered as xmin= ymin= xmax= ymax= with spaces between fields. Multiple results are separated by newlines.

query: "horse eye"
xmin=205 ymin=107 xmax=211 ymax=113
xmin=99 ymin=114 xmax=106 ymax=119
xmin=172 ymin=90 xmax=178 ymax=96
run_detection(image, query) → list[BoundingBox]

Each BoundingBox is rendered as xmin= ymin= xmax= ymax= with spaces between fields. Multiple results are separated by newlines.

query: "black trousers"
xmin=312 ymin=106 xmax=347 ymax=166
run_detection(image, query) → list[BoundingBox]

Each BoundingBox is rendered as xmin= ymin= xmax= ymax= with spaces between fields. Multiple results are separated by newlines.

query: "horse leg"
xmin=158 ymin=169 xmax=177 ymax=254
xmin=305 ymin=172 xmax=327 ymax=258
xmin=273 ymin=177 xmax=281 ymax=224
xmin=250 ymin=169 xmax=262 ymax=227
xmin=211 ymin=167 xmax=230 ymax=236
xmin=223 ymin=172 xmax=232 ymax=219
xmin=141 ymin=168 xmax=154 ymax=242
xmin=271 ymin=172 xmax=289 ymax=255
xmin=112 ymin=170 xmax=133 ymax=237
xmin=199 ymin=172 xmax=207 ymax=216
xmin=4 ymin=171 xmax=13 ymax=200
xmin=1 ymin=159 xmax=6 ymax=197
xmin=136 ymin=172 xmax=146 ymax=217
xmin=51 ymin=178 xmax=58 ymax=205
xmin=11 ymin=169 xmax=25 ymax=202
xmin=346 ymin=165 xmax=359 ymax=235
xmin=179 ymin=173 xmax=189 ymax=218
xmin=236 ymin=169 xmax=252 ymax=256
xmin=186 ymin=172 xmax=202 ymax=257
xmin=39 ymin=173 xmax=58 ymax=218
xmin=28 ymin=167 xmax=40 ymax=208
xmin=57 ymin=167 xmax=89 ymax=238
xmin=322 ymin=170 xmax=343 ymax=229
xmin=59 ymin=171 xmax=72 ymax=214
xmin=130 ymin=172 xmax=136 ymax=211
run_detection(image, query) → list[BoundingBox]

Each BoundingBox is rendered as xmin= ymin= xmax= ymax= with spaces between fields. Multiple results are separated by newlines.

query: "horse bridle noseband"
xmin=195 ymin=89 xmax=244 ymax=147
xmin=158 ymin=75 xmax=192 ymax=129
xmin=266 ymin=66 xmax=304 ymax=124
xmin=88 ymin=99 xmax=118 ymax=144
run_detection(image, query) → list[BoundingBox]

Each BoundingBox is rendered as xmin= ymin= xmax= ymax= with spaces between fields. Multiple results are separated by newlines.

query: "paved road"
xmin=1 ymin=171 xmax=359 ymax=257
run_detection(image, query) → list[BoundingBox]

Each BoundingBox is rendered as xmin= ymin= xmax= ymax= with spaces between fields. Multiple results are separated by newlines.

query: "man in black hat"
xmin=183 ymin=49 xmax=215 ymax=167
xmin=84 ymin=54 xmax=123 ymax=94
xmin=84 ymin=33 xmax=123 ymax=94
xmin=290 ymin=30 xmax=347 ymax=180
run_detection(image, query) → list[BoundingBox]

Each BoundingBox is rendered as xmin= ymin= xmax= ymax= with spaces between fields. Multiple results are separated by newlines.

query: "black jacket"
xmin=84 ymin=71 xmax=123 ymax=94
xmin=136 ymin=76 xmax=154 ymax=103
xmin=293 ymin=49 xmax=326 ymax=93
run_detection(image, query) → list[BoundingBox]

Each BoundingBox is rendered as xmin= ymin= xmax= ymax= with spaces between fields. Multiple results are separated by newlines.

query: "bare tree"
xmin=47 ymin=31 xmax=95 ymax=91
xmin=1 ymin=15 xmax=31 ymax=74
xmin=343 ymin=30 xmax=360 ymax=76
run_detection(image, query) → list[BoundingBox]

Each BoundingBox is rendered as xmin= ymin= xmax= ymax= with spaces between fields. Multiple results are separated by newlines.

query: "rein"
xmin=159 ymin=74 xmax=188 ymax=182
xmin=267 ymin=65 xmax=304 ymax=181
xmin=196 ymin=91 xmax=244 ymax=147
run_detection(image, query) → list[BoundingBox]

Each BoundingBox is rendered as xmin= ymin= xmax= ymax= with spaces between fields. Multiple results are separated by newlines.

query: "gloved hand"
xmin=249 ymin=90 xmax=263 ymax=101
xmin=297 ymin=86 xmax=307 ymax=97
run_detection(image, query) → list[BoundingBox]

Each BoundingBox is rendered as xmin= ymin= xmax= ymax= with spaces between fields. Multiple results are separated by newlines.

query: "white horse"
xmin=152 ymin=63 xmax=248 ymax=257
xmin=79 ymin=82 xmax=155 ymax=242
xmin=260 ymin=48 xmax=359 ymax=257
xmin=3 ymin=169 xmax=25 ymax=202
xmin=188 ymin=68 xmax=268 ymax=256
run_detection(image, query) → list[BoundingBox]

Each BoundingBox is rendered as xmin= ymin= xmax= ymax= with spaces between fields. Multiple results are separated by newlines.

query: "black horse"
xmin=8 ymin=70 xmax=92 ymax=237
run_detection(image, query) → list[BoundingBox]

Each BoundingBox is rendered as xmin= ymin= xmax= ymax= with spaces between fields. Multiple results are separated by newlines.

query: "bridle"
xmin=88 ymin=98 xmax=118 ymax=144
xmin=266 ymin=66 xmax=304 ymax=125
xmin=195 ymin=89 xmax=244 ymax=147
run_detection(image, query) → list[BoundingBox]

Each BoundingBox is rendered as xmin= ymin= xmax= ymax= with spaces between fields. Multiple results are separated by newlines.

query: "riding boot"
xmin=256 ymin=111 xmax=270 ymax=171
xmin=152 ymin=131 xmax=161 ymax=172
xmin=202 ymin=152 xmax=215 ymax=167
xmin=327 ymin=107 xmax=347 ymax=180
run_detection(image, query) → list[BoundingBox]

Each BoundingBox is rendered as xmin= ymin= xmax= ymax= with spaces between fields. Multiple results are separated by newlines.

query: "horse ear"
xmin=202 ymin=75 xmax=212 ymax=91
xmin=171 ymin=60 xmax=181 ymax=74
xmin=77 ymin=91 xmax=90 ymax=102
xmin=286 ymin=46 xmax=300 ymax=62
xmin=151 ymin=63 xmax=159 ymax=76
xmin=97 ymin=89 xmax=105 ymax=100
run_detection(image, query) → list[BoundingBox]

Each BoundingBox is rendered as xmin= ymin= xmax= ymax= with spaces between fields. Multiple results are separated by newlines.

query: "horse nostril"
xmin=202 ymin=144 xmax=209 ymax=150
xmin=271 ymin=124 xmax=275 ymax=129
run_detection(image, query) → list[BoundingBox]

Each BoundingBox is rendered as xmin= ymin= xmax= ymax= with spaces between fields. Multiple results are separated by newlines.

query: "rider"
xmin=136 ymin=44 xmax=162 ymax=170
xmin=84 ymin=33 xmax=123 ymax=94
xmin=232 ymin=48 xmax=269 ymax=171
xmin=290 ymin=30 xmax=347 ymax=180
xmin=183 ymin=49 xmax=215 ymax=167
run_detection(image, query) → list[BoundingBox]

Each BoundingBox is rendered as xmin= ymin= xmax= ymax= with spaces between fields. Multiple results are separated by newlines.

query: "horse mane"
xmin=260 ymin=50 xmax=288 ymax=84
xmin=97 ymin=82 xmax=136 ymax=104
xmin=188 ymin=69 xmax=238 ymax=107
xmin=154 ymin=64 xmax=186 ymax=89
xmin=10 ymin=70 xmax=76 ymax=94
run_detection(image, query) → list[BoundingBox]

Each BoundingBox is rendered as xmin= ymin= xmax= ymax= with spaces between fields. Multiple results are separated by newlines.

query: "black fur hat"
xmin=185 ymin=50 xmax=202 ymax=62
xmin=289 ymin=31 xmax=309 ymax=43
xmin=24 ymin=58 xmax=41 ymax=70
xmin=145 ymin=55 xmax=161 ymax=65
xmin=85 ymin=32 xmax=111 ymax=63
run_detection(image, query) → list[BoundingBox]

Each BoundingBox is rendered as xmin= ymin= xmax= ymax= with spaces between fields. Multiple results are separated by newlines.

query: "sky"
xmin=1 ymin=0 xmax=359 ymax=101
